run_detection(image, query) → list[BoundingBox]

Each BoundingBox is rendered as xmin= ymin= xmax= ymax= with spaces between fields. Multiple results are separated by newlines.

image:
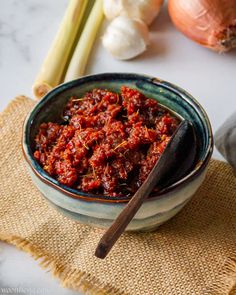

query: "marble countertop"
xmin=0 ymin=0 xmax=236 ymax=294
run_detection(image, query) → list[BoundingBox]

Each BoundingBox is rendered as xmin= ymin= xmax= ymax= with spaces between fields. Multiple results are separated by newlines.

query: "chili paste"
xmin=34 ymin=87 xmax=179 ymax=196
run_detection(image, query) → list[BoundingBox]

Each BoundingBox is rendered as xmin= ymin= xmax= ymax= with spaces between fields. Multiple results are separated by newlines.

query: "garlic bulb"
xmin=103 ymin=0 xmax=164 ymax=25
xmin=168 ymin=0 xmax=236 ymax=52
xmin=102 ymin=16 xmax=149 ymax=60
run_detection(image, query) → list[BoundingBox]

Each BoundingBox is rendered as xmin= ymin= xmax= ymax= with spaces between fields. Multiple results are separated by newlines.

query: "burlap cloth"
xmin=0 ymin=96 xmax=236 ymax=295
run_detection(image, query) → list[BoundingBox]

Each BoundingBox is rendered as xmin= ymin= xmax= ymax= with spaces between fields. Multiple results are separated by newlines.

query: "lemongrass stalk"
xmin=62 ymin=0 xmax=95 ymax=79
xmin=64 ymin=0 xmax=104 ymax=82
xmin=32 ymin=0 xmax=88 ymax=99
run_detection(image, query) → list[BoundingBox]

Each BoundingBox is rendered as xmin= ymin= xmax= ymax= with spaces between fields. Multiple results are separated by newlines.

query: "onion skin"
xmin=168 ymin=0 xmax=236 ymax=52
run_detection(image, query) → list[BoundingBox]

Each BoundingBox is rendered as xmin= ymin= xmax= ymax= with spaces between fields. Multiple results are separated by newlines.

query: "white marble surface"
xmin=0 ymin=0 xmax=236 ymax=294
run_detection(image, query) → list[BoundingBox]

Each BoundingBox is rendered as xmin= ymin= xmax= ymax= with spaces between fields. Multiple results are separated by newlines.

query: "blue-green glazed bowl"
xmin=22 ymin=73 xmax=213 ymax=231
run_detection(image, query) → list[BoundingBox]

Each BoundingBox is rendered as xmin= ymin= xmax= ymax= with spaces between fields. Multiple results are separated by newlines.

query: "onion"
xmin=103 ymin=0 xmax=164 ymax=25
xmin=168 ymin=0 xmax=236 ymax=52
xmin=102 ymin=16 xmax=149 ymax=60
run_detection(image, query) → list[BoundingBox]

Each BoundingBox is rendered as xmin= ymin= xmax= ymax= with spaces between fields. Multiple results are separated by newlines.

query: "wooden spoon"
xmin=95 ymin=120 xmax=196 ymax=259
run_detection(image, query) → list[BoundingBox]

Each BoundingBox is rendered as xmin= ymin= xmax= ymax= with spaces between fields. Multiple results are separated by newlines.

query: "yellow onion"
xmin=168 ymin=0 xmax=236 ymax=52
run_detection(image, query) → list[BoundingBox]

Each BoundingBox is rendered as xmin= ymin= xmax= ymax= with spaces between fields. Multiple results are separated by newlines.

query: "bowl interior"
xmin=24 ymin=73 xmax=213 ymax=201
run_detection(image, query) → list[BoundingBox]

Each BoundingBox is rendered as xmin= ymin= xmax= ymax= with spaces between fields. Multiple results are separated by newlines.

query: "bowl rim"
xmin=22 ymin=72 xmax=213 ymax=203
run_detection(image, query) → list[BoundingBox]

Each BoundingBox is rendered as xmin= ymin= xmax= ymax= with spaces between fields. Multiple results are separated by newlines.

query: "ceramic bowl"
xmin=22 ymin=73 xmax=213 ymax=231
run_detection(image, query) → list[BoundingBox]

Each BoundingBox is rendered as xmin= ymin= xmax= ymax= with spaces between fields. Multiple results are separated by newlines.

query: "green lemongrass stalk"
xmin=32 ymin=0 xmax=88 ymax=99
xmin=64 ymin=0 xmax=104 ymax=82
xmin=62 ymin=0 xmax=95 ymax=80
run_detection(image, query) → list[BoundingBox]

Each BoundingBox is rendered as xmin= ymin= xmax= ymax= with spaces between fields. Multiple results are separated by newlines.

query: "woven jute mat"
xmin=0 ymin=96 xmax=236 ymax=295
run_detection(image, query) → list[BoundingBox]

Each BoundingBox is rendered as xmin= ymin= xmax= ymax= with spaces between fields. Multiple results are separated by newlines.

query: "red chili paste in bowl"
xmin=34 ymin=86 xmax=179 ymax=196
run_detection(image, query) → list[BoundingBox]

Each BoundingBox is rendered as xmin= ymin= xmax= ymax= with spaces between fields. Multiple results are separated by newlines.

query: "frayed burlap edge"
xmin=205 ymin=255 xmax=236 ymax=295
xmin=1 ymin=232 xmax=235 ymax=295
xmin=1 ymin=230 xmax=235 ymax=295
xmin=0 ymin=96 xmax=236 ymax=295
xmin=0 ymin=233 xmax=127 ymax=295
xmin=0 ymin=96 xmax=126 ymax=295
xmin=0 ymin=96 xmax=32 ymax=122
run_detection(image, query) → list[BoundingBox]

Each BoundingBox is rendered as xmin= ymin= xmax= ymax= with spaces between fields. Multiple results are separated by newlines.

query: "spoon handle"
xmin=95 ymin=120 xmax=194 ymax=259
xmin=95 ymin=157 xmax=163 ymax=259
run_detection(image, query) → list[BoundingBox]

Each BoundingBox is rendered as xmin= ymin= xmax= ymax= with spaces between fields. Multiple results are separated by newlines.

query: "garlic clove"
xmin=102 ymin=16 xmax=149 ymax=60
xmin=103 ymin=0 xmax=122 ymax=20
xmin=121 ymin=0 xmax=164 ymax=25
xmin=103 ymin=0 xmax=164 ymax=25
